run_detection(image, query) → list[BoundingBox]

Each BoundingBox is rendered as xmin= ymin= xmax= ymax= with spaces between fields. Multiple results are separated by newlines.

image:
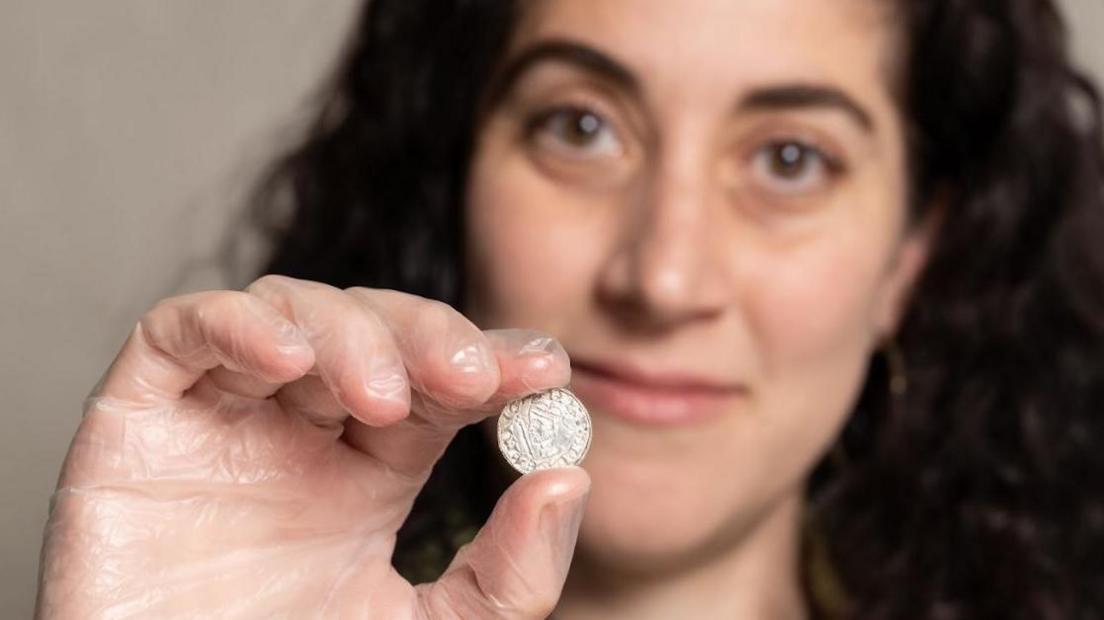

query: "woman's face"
xmin=465 ymin=0 xmax=933 ymax=574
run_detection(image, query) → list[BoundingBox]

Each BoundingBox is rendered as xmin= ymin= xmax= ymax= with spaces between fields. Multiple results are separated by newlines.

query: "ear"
xmin=873 ymin=195 xmax=946 ymax=340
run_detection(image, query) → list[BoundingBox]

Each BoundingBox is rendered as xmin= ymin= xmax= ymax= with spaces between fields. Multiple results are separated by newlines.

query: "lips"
xmin=568 ymin=356 xmax=746 ymax=426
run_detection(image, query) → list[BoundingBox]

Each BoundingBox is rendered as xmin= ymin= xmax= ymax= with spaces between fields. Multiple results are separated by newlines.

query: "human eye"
xmin=748 ymin=139 xmax=847 ymax=197
xmin=525 ymin=104 xmax=623 ymax=160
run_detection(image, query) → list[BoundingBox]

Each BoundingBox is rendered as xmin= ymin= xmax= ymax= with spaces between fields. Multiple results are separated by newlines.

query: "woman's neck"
xmin=552 ymin=490 xmax=809 ymax=620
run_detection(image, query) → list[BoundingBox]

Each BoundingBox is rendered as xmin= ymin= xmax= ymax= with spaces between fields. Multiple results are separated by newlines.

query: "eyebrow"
xmin=483 ymin=39 xmax=641 ymax=108
xmin=738 ymin=85 xmax=875 ymax=133
xmin=485 ymin=39 xmax=875 ymax=134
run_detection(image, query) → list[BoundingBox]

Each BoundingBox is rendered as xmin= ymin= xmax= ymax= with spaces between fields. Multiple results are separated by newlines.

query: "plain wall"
xmin=0 ymin=2 xmax=361 ymax=614
xmin=1 ymin=1 xmax=1101 ymax=615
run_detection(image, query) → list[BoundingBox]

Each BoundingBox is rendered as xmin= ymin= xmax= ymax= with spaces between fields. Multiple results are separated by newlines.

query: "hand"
xmin=37 ymin=275 xmax=590 ymax=619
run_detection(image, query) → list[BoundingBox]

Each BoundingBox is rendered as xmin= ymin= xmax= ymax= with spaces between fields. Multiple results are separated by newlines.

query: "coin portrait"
xmin=497 ymin=387 xmax=592 ymax=474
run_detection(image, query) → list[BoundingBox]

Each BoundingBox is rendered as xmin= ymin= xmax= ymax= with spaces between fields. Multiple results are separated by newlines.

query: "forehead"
xmin=512 ymin=0 xmax=901 ymax=112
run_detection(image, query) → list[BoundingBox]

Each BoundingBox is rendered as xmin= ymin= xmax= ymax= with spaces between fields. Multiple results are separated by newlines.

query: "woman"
xmin=36 ymin=0 xmax=1104 ymax=617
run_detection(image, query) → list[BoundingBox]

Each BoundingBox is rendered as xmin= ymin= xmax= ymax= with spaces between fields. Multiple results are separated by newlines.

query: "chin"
xmin=573 ymin=438 xmax=767 ymax=577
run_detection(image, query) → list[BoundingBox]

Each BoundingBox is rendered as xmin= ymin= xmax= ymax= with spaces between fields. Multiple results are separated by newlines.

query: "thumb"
xmin=417 ymin=466 xmax=590 ymax=619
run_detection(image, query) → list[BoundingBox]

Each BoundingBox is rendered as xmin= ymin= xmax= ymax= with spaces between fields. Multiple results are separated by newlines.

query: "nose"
xmin=596 ymin=146 xmax=732 ymax=330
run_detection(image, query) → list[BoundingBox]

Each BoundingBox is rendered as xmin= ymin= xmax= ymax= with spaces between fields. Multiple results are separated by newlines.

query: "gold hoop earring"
xmin=882 ymin=335 xmax=908 ymax=405
xmin=829 ymin=336 xmax=908 ymax=469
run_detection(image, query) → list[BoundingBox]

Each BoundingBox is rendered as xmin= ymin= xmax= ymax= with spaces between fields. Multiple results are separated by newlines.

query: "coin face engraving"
xmin=497 ymin=387 xmax=591 ymax=474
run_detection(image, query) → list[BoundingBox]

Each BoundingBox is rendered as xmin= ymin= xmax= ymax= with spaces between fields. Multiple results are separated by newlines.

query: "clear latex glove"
xmin=37 ymin=275 xmax=590 ymax=619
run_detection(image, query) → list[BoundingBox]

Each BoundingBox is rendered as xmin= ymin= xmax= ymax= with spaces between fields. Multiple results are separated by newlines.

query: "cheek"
xmin=748 ymin=242 xmax=881 ymax=371
xmin=743 ymin=181 xmax=905 ymax=388
xmin=737 ymin=222 xmax=893 ymax=459
xmin=463 ymin=146 xmax=606 ymax=332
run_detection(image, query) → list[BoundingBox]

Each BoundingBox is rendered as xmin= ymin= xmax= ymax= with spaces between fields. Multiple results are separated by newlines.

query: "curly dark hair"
xmin=243 ymin=0 xmax=1104 ymax=616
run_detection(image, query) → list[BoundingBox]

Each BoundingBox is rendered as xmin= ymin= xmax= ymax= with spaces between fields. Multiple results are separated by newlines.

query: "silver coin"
xmin=497 ymin=387 xmax=592 ymax=474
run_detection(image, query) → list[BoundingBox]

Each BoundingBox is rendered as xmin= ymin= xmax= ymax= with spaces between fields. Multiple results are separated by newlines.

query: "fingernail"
xmin=273 ymin=319 xmax=311 ymax=352
xmin=365 ymin=371 xmax=408 ymax=402
xmin=488 ymin=329 xmax=569 ymax=390
xmin=365 ymin=357 xmax=409 ymax=402
xmin=449 ymin=340 xmax=495 ymax=374
xmin=517 ymin=334 xmax=563 ymax=357
xmin=275 ymin=343 xmax=312 ymax=357
xmin=487 ymin=329 xmax=566 ymax=360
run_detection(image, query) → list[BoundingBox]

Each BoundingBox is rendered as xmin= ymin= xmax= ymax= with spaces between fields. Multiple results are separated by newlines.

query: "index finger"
xmin=343 ymin=327 xmax=571 ymax=479
xmin=341 ymin=288 xmax=570 ymax=477
xmin=345 ymin=288 xmax=570 ymax=420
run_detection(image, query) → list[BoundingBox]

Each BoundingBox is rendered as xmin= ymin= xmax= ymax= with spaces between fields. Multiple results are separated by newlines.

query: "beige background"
xmin=1 ymin=1 xmax=1101 ymax=615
